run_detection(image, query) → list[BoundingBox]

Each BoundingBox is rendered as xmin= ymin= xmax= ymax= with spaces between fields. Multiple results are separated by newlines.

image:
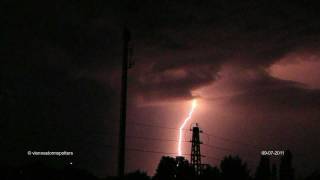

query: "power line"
xmin=203 ymin=155 xmax=222 ymax=162
xmin=129 ymin=121 xmax=262 ymax=150
xmin=126 ymin=147 xmax=190 ymax=156
xmin=86 ymin=143 xmax=258 ymax=166
xmin=128 ymin=122 xmax=261 ymax=164
xmin=94 ymin=144 xmax=184 ymax=156
xmin=79 ymin=122 xmax=263 ymax=157
xmin=130 ymin=121 xmax=190 ymax=132
xmin=84 ymin=133 xmax=189 ymax=143
xmin=87 ymin=138 xmax=258 ymax=166
xmin=203 ymin=132 xmax=262 ymax=150
xmin=126 ymin=147 xmax=225 ymax=164
xmin=128 ymin=135 xmax=247 ymax=154
xmin=127 ymin=135 xmax=189 ymax=143
xmin=95 ymin=130 xmax=302 ymax=160
xmin=127 ymin=135 xmax=252 ymax=158
xmin=82 ymin=122 xmax=275 ymax=165
xmin=127 ymin=128 xmax=252 ymax=154
xmin=202 ymin=143 xmax=234 ymax=152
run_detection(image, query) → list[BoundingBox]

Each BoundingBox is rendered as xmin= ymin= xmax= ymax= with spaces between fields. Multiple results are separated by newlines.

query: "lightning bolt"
xmin=178 ymin=99 xmax=197 ymax=156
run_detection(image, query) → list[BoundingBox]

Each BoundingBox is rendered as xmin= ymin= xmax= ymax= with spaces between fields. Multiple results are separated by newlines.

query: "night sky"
xmin=1 ymin=0 xmax=320 ymax=178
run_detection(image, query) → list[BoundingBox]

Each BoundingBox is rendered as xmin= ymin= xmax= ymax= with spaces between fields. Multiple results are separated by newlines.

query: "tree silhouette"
xmin=200 ymin=164 xmax=221 ymax=180
xmin=255 ymin=155 xmax=271 ymax=180
xmin=153 ymin=156 xmax=195 ymax=180
xmin=0 ymin=161 xmax=98 ymax=180
xmin=153 ymin=156 xmax=177 ymax=180
xmin=175 ymin=156 xmax=195 ymax=180
xmin=280 ymin=150 xmax=294 ymax=180
xmin=305 ymin=170 xmax=320 ymax=180
xmin=125 ymin=170 xmax=151 ymax=180
xmin=220 ymin=155 xmax=251 ymax=180
xmin=271 ymin=163 xmax=277 ymax=180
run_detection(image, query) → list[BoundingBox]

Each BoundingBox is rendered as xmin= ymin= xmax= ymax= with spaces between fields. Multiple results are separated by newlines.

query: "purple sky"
xmin=1 ymin=0 xmax=320 ymax=178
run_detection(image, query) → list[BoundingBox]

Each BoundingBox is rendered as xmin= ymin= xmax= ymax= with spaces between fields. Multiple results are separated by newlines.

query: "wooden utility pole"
xmin=118 ymin=27 xmax=130 ymax=177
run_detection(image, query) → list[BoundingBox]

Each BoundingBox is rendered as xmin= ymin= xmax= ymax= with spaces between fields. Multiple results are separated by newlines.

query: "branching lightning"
xmin=178 ymin=99 xmax=197 ymax=156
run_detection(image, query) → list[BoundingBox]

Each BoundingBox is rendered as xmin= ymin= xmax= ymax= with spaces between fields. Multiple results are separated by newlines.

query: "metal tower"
xmin=190 ymin=123 xmax=202 ymax=175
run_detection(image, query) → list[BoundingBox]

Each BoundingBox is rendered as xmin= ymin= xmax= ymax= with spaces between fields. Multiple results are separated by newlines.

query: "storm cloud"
xmin=124 ymin=0 xmax=320 ymax=102
xmin=1 ymin=0 xmax=320 ymax=177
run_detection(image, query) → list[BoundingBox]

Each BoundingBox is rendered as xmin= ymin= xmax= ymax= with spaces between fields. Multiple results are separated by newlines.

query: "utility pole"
xmin=190 ymin=123 xmax=203 ymax=175
xmin=118 ymin=27 xmax=131 ymax=177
